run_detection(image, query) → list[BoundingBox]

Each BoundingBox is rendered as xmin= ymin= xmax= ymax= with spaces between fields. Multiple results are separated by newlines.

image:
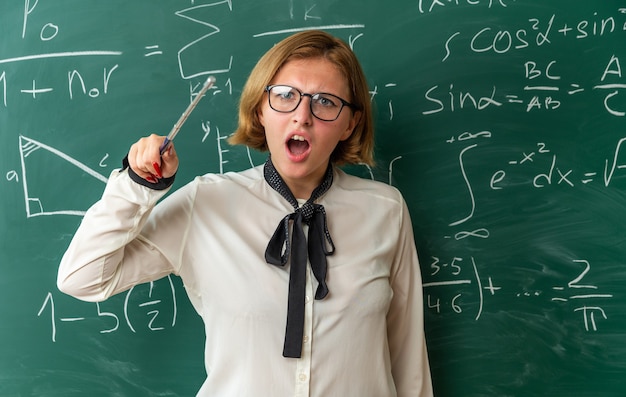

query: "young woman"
xmin=58 ymin=30 xmax=433 ymax=396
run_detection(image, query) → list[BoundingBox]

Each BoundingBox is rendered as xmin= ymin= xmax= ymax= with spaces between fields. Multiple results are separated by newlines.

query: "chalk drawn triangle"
xmin=19 ymin=135 xmax=108 ymax=218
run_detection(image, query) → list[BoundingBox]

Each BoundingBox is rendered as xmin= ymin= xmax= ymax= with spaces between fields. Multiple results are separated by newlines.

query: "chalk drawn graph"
xmin=19 ymin=135 xmax=107 ymax=218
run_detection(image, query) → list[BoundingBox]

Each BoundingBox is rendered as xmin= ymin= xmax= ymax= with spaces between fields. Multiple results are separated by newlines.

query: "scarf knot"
xmin=296 ymin=201 xmax=319 ymax=222
xmin=263 ymin=157 xmax=335 ymax=358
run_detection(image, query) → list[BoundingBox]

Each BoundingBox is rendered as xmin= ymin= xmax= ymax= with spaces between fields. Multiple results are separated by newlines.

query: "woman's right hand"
xmin=128 ymin=134 xmax=179 ymax=183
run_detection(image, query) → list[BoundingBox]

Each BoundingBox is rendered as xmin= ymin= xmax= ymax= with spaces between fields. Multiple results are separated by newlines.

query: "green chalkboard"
xmin=2 ymin=1 xmax=626 ymax=396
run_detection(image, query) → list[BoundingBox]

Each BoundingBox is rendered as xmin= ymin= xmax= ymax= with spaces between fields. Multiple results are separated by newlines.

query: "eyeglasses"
xmin=265 ymin=85 xmax=356 ymax=122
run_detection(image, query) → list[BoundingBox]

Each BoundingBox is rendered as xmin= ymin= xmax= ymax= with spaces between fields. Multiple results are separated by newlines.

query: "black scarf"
xmin=263 ymin=156 xmax=335 ymax=358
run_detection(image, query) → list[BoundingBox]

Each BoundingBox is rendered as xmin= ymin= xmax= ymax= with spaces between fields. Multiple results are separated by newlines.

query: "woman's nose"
xmin=291 ymin=96 xmax=314 ymax=124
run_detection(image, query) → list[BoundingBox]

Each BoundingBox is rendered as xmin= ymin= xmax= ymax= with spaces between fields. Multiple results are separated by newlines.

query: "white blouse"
xmin=58 ymin=164 xmax=433 ymax=397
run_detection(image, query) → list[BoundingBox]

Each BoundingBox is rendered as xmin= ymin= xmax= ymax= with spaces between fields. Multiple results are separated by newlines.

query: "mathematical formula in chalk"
xmin=423 ymin=256 xmax=613 ymax=332
xmin=446 ymin=132 xmax=626 ymax=195
xmin=37 ymin=276 xmax=179 ymax=342
xmin=423 ymin=55 xmax=626 ymax=117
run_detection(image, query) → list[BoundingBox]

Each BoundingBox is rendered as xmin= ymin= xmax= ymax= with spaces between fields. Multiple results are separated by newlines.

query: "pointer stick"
xmin=159 ymin=76 xmax=216 ymax=154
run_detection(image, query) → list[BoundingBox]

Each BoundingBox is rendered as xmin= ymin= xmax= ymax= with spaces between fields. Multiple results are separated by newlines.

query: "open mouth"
xmin=287 ymin=134 xmax=310 ymax=156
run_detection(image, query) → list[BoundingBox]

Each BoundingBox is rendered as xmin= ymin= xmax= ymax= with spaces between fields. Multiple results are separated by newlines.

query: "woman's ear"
xmin=257 ymin=108 xmax=265 ymax=127
xmin=341 ymin=110 xmax=361 ymax=141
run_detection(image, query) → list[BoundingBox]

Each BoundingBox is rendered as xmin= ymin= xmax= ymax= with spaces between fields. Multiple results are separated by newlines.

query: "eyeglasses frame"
xmin=264 ymin=84 xmax=357 ymax=122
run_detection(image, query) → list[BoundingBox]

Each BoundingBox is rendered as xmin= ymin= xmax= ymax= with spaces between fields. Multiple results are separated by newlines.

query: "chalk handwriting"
xmin=252 ymin=25 xmax=366 ymax=39
xmin=424 ymin=256 xmax=499 ymax=320
xmin=551 ymin=260 xmax=614 ymax=331
xmin=22 ymin=0 xmax=59 ymax=40
xmin=124 ymin=276 xmax=178 ymax=333
xmin=68 ymin=64 xmax=119 ymax=99
xmin=427 ymin=55 xmax=626 ymax=117
xmin=489 ymin=137 xmax=626 ymax=189
xmin=38 ymin=276 xmax=179 ymax=342
xmin=443 ymin=11 xmax=625 ymax=60
xmin=423 ymin=85 xmax=502 ymax=115
xmin=0 ymin=52 xmax=122 ymax=105
xmin=419 ymin=0 xmax=511 ymax=14
xmin=449 ymin=144 xmax=478 ymax=227
xmin=425 ymin=255 xmax=612 ymax=331
xmin=175 ymin=1 xmax=233 ymax=80
xmin=370 ymin=83 xmax=398 ymax=120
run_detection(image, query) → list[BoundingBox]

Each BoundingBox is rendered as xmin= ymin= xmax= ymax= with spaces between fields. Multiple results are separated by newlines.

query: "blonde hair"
xmin=228 ymin=30 xmax=374 ymax=166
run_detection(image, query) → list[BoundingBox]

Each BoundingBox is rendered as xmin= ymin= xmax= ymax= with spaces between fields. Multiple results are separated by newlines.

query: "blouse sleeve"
xmin=57 ymin=168 xmax=189 ymax=302
xmin=387 ymin=194 xmax=434 ymax=397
